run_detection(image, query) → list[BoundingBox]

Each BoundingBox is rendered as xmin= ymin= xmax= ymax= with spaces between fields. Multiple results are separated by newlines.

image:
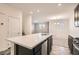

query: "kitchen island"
xmin=7 ymin=33 xmax=52 ymax=55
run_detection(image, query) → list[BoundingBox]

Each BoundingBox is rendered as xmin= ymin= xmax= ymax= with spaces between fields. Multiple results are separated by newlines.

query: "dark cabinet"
xmin=15 ymin=44 xmax=42 ymax=55
xmin=47 ymin=36 xmax=53 ymax=55
xmin=68 ymin=35 xmax=73 ymax=54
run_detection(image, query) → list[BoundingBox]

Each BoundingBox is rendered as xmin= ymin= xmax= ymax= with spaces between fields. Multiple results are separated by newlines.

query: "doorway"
xmin=49 ymin=19 xmax=69 ymax=47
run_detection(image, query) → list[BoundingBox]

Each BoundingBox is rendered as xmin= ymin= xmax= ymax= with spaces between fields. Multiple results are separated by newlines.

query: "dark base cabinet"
xmin=68 ymin=35 xmax=73 ymax=54
xmin=14 ymin=44 xmax=42 ymax=55
xmin=47 ymin=36 xmax=53 ymax=55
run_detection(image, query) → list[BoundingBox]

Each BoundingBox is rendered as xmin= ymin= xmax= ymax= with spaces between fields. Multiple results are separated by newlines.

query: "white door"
xmin=0 ymin=14 xmax=9 ymax=51
xmin=9 ymin=17 xmax=22 ymax=37
xmin=8 ymin=16 xmax=22 ymax=55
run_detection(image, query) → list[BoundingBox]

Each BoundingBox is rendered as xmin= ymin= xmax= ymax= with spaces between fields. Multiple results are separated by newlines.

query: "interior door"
xmin=8 ymin=16 xmax=22 ymax=55
xmin=9 ymin=17 xmax=22 ymax=37
xmin=0 ymin=13 xmax=9 ymax=51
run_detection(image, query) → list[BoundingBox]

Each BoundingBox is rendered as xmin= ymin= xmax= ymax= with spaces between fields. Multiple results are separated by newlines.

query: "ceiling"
xmin=5 ymin=3 xmax=77 ymax=23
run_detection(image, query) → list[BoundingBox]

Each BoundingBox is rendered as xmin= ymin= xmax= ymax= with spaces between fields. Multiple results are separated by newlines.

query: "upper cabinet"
xmin=74 ymin=4 xmax=79 ymax=27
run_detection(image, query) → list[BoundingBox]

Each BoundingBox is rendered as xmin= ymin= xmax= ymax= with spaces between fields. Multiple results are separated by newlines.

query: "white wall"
xmin=22 ymin=13 xmax=33 ymax=35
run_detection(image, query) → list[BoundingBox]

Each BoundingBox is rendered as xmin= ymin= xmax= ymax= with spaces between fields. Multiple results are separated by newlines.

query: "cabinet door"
xmin=0 ymin=13 xmax=9 ymax=51
xmin=47 ymin=36 xmax=52 ymax=55
xmin=68 ymin=35 xmax=73 ymax=54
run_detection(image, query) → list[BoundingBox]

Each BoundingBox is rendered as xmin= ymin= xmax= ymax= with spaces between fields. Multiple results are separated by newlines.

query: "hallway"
xmin=49 ymin=19 xmax=70 ymax=55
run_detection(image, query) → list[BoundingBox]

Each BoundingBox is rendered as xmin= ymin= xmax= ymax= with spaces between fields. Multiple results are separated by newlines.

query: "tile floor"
xmin=0 ymin=48 xmax=11 ymax=55
xmin=50 ymin=45 xmax=71 ymax=55
xmin=50 ymin=36 xmax=71 ymax=55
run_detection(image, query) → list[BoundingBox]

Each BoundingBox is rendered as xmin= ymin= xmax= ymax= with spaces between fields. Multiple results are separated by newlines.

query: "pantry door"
xmin=0 ymin=13 xmax=9 ymax=51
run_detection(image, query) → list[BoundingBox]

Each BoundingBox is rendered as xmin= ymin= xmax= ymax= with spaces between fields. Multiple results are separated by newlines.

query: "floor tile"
xmin=50 ymin=45 xmax=71 ymax=55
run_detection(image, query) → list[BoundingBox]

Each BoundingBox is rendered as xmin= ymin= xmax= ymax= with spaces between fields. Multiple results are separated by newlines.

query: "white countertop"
xmin=6 ymin=33 xmax=52 ymax=49
xmin=69 ymin=33 xmax=79 ymax=38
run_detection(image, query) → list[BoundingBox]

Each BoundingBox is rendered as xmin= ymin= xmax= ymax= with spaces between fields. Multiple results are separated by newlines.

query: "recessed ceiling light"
xmin=58 ymin=3 xmax=62 ymax=6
